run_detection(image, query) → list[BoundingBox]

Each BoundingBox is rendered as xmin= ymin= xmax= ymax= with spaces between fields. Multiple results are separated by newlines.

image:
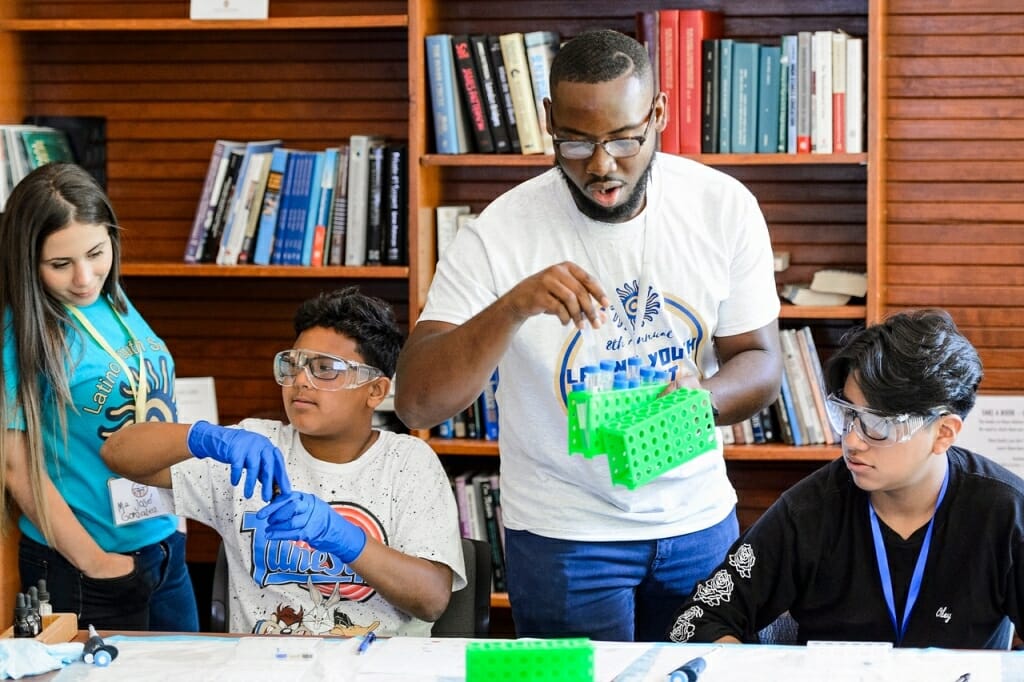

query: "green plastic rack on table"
xmin=465 ymin=638 xmax=594 ymax=682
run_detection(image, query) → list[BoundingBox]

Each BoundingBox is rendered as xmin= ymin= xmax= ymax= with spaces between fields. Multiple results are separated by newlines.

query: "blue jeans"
xmin=505 ymin=509 xmax=739 ymax=641
xmin=19 ymin=531 xmax=199 ymax=632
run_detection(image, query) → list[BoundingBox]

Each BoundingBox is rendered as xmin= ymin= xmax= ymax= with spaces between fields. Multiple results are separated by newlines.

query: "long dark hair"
xmin=0 ymin=163 xmax=123 ymax=542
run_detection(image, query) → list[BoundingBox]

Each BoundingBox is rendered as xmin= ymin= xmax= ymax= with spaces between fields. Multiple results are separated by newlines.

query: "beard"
xmin=557 ymin=158 xmax=655 ymax=223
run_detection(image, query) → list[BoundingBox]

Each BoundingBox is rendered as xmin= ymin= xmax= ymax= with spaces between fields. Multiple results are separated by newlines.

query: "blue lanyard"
xmin=868 ymin=462 xmax=949 ymax=645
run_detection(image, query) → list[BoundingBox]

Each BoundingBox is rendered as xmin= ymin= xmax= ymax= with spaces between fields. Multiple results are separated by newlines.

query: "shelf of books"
xmin=422 ymin=152 xmax=868 ymax=168
xmin=121 ymin=263 xmax=410 ymax=279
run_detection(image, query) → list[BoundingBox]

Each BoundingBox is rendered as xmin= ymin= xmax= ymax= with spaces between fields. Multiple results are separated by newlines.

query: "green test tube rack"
xmin=568 ymin=384 xmax=717 ymax=489
xmin=568 ymin=383 xmax=665 ymax=457
xmin=465 ymin=638 xmax=594 ymax=682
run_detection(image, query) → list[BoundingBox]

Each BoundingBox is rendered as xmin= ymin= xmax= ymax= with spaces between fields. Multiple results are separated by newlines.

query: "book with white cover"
xmin=810 ymin=269 xmax=867 ymax=297
xmin=781 ymin=284 xmax=851 ymax=307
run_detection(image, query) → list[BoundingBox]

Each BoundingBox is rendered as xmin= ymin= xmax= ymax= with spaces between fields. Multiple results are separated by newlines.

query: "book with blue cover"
xmin=251 ymin=147 xmax=289 ymax=265
xmin=425 ymin=34 xmax=470 ymax=154
xmin=730 ymin=41 xmax=760 ymax=154
xmin=757 ymin=46 xmax=782 ymax=153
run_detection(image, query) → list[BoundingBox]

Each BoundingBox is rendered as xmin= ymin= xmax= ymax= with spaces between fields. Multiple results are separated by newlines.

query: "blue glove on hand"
xmin=256 ymin=491 xmax=367 ymax=564
xmin=186 ymin=421 xmax=292 ymax=501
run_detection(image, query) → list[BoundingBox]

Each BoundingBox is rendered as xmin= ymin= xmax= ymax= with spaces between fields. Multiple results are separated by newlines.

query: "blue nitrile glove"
xmin=186 ymin=421 xmax=292 ymax=501
xmin=256 ymin=491 xmax=367 ymax=563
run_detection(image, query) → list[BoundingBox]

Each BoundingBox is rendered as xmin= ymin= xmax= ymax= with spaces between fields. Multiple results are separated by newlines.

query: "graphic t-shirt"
xmin=171 ymin=420 xmax=466 ymax=636
xmin=420 ymin=153 xmax=780 ymax=541
xmin=3 ymin=295 xmax=179 ymax=551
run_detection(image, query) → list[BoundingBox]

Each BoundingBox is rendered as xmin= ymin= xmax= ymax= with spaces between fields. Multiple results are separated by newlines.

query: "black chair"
xmin=210 ymin=537 xmax=493 ymax=636
xmin=431 ymin=537 xmax=492 ymax=638
xmin=210 ymin=542 xmax=229 ymax=633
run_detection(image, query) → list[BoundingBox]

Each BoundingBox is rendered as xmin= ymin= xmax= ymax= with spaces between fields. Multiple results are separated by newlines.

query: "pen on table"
xmin=357 ymin=630 xmax=377 ymax=655
xmin=667 ymin=655 xmax=706 ymax=682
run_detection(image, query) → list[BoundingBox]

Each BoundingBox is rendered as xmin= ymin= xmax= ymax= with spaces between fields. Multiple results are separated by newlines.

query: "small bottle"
xmin=13 ymin=593 xmax=33 ymax=638
xmin=626 ymin=356 xmax=642 ymax=381
xmin=36 ymin=579 xmax=52 ymax=618
xmin=639 ymin=367 xmax=656 ymax=384
xmin=628 ymin=378 xmax=642 ymax=388
xmin=612 ymin=375 xmax=629 ymax=391
xmin=26 ymin=586 xmax=42 ymax=635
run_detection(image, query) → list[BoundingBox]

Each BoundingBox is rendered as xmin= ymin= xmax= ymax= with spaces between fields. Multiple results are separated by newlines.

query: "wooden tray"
xmin=1 ymin=612 xmax=78 ymax=643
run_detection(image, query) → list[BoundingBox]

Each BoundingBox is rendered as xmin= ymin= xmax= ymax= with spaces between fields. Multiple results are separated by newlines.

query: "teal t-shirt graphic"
xmin=4 ymin=295 xmax=179 ymax=551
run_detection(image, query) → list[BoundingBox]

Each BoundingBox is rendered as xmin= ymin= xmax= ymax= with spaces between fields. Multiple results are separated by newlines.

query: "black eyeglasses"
xmin=551 ymin=100 xmax=657 ymax=160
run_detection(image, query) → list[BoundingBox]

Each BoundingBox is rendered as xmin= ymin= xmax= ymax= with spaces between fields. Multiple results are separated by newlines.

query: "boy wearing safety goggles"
xmin=102 ymin=287 xmax=465 ymax=636
xmin=668 ymin=309 xmax=1024 ymax=648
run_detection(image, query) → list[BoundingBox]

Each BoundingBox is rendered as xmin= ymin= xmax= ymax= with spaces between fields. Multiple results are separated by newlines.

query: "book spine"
xmin=478 ymin=478 xmax=507 ymax=592
xmin=201 ymin=149 xmax=243 ymax=263
xmin=425 ymin=34 xmax=464 ymax=154
xmin=812 ymin=30 xmax=833 ymax=154
xmin=718 ymin=39 xmax=733 ymax=153
xmin=328 ymin=144 xmax=350 ymax=266
xmin=470 ymin=34 xmax=512 ymax=153
xmin=831 ymin=31 xmax=848 ymax=154
xmin=364 ymin=141 xmax=387 ymax=264
xmin=452 ymin=34 xmax=496 ymax=153
xmin=783 ymin=35 xmax=798 ymax=154
xmin=480 ymin=369 xmax=499 ymax=441
xmin=524 ymin=31 xmax=559 ymax=155
xmin=700 ymin=39 xmax=721 ymax=154
xmin=730 ymin=42 xmax=759 ymax=154
xmin=796 ymin=32 xmax=812 ymax=154
xmin=435 ymin=205 xmax=470 ymax=262
xmin=345 ymin=136 xmax=380 ymax=266
xmin=657 ymin=9 xmax=680 ymax=154
xmin=488 ymin=34 xmax=521 ymax=153
xmin=251 ymin=148 xmax=288 ymax=265
xmin=238 ymin=152 xmax=274 ymax=264
xmin=677 ymin=10 xmax=722 ymax=154
xmin=845 ymin=37 xmax=864 ymax=154
xmin=309 ymin=148 xmax=338 ymax=267
xmin=383 ymin=144 xmax=407 ymax=265
xmin=636 ymin=11 xmax=660 ymax=92
xmin=184 ymin=140 xmax=229 ymax=263
xmin=499 ymin=33 xmax=543 ymax=155
xmin=300 ymin=151 xmax=326 ymax=266
xmin=757 ymin=46 xmax=781 ymax=153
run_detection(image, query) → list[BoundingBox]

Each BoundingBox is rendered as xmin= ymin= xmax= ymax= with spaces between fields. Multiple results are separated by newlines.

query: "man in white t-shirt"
xmin=103 ymin=287 xmax=465 ymax=636
xmin=395 ymin=29 xmax=782 ymax=641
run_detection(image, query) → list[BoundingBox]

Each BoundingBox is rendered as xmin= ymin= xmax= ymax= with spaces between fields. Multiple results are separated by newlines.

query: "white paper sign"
xmin=175 ymin=376 xmax=219 ymax=425
xmin=190 ymin=0 xmax=269 ymax=20
xmin=957 ymin=395 xmax=1024 ymax=477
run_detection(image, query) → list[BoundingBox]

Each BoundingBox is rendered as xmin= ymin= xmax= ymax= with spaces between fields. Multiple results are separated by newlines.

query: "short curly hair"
xmin=550 ymin=29 xmax=653 ymax=89
xmin=293 ymin=287 xmax=404 ymax=377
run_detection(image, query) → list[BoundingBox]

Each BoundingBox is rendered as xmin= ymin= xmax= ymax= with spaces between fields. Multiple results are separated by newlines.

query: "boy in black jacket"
xmin=670 ymin=309 xmax=1024 ymax=648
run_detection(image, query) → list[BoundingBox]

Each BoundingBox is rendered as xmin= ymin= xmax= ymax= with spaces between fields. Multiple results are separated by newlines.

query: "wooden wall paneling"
xmin=21 ymin=28 xmax=408 ymax=263
xmin=884 ymin=0 xmax=1024 ymax=393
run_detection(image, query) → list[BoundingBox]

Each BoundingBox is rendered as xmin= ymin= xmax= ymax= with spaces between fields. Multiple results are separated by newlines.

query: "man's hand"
xmin=503 ymin=261 xmax=609 ymax=329
xmin=186 ymin=421 xmax=292 ymax=501
xmin=257 ymin=491 xmax=367 ymax=564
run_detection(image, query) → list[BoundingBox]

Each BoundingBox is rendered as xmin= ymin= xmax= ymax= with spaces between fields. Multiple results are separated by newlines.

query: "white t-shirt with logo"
xmin=171 ymin=420 xmax=466 ymax=636
xmin=420 ymin=153 xmax=780 ymax=541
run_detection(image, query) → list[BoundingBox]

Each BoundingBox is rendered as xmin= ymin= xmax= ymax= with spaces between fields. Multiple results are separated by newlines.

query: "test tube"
xmin=612 ymin=375 xmax=629 ymax=391
xmin=598 ymin=359 xmax=616 ymax=391
xmin=626 ymin=356 xmax=642 ymax=380
xmin=639 ymin=367 xmax=656 ymax=384
xmin=581 ymin=364 xmax=600 ymax=392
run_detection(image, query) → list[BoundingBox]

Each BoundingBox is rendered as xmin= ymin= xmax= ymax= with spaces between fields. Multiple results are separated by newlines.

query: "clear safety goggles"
xmin=273 ymin=349 xmax=383 ymax=391
xmin=825 ymin=393 xmax=947 ymax=447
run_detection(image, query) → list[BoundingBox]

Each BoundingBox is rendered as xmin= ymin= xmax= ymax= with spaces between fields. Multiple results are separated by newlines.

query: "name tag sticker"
xmin=108 ymin=477 xmax=176 ymax=526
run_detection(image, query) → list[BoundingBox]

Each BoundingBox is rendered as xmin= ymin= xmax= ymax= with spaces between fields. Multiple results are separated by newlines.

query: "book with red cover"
xmin=677 ymin=10 xmax=723 ymax=154
xmin=657 ymin=9 xmax=679 ymax=154
xmin=452 ymin=34 xmax=495 ymax=153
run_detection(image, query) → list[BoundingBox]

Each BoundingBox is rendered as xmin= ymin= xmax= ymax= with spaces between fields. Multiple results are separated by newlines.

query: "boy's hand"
xmin=257 ymin=491 xmax=367 ymax=563
xmin=186 ymin=421 xmax=292 ymax=501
